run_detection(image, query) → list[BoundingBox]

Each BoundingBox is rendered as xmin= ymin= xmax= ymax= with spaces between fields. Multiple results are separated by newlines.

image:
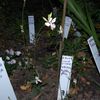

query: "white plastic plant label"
xmin=0 ymin=57 xmax=17 ymax=100
xmin=64 ymin=16 xmax=72 ymax=39
xmin=88 ymin=36 xmax=100 ymax=73
xmin=57 ymin=55 xmax=73 ymax=100
xmin=28 ymin=16 xmax=35 ymax=44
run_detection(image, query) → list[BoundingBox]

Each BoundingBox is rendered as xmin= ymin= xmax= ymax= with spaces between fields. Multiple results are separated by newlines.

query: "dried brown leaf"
xmin=20 ymin=83 xmax=32 ymax=91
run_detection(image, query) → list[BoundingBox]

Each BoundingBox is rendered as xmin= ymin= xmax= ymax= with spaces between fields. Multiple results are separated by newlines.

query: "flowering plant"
xmin=43 ymin=13 xmax=56 ymax=30
xmin=3 ymin=48 xmax=22 ymax=74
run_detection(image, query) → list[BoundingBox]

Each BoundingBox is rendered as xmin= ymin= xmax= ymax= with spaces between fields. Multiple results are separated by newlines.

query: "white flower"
xmin=25 ymin=61 xmax=28 ymax=65
xmin=9 ymin=48 xmax=14 ymax=56
xmin=20 ymin=25 xmax=24 ymax=33
xmin=72 ymin=21 xmax=77 ymax=31
xmin=58 ymin=25 xmax=63 ymax=34
xmin=43 ymin=12 xmax=56 ymax=30
xmin=35 ymin=76 xmax=42 ymax=84
xmin=6 ymin=56 xmax=10 ymax=60
xmin=7 ymin=59 xmax=16 ymax=65
xmin=52 ymin=52 xmax=56 ymax=56
xmin=5 ymin=49 xmax=9 ymax=54
xmin=11 ymin=59 xmax=16 ymax=64
xmin=15 ymin=51 xmax=21 ymax=56
xmin=73 ymin=78 xmax=77 ymax=85
xmin=5 ymin=49 xmax=14 ymax=56
xmin=18 ymin=61 xmax=22 ymax=66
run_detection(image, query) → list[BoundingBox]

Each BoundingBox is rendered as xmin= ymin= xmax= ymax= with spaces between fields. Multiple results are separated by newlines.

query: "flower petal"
xmin=35 ymin=76 xmax=42 ymax=84
xmin=38 ymin=79 xmax=42 ymax=83
xmin=35 ymin=80 xmax=38 ymax=84
xmin=5 ymin=49 xmax=9 ymax=54
xmin=15 ymin=51 xmax=21 ymax=56
xmin=9 ymin=48 xmax=14 ymax=56
xmin=45 ymin=22 xmax=50 ymax=27
xmin=51 ymin=18 xmax=56 ymax=23
xmin=58 ymin=25 xmax=63 ymax=34
xmin=51 ymin=24 xmax=56 ymax=30
xmin=48 ymin=17 xmax=52 ymax=22
xmin=6 ymin=56 xmax=10 ymax=60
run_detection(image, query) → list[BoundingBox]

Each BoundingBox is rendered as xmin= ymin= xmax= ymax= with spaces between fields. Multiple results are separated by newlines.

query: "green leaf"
xmin=84 ymin=1 xmax=100 ymax=47
xmin=59 ymin=0 xmax=100 ymax=48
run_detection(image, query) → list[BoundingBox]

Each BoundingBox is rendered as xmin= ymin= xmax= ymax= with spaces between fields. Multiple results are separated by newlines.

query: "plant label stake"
xmin=28 ymin=16 xmax=35 ymax=44
xmin=88 ymin=36 xmax=100 ymax=73
xmin=57 ymin=55 xmax=73 ymax=100
xmin=64 ymin=16 xmax=72 ymax=39
xmin=0 ymin=58 xmax=17 ymax=100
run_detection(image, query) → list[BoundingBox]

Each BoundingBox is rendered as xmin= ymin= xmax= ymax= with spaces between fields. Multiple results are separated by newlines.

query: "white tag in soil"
xmin=0 ymin=58 xmax=17 ymax=100
xmin=64 ymin=16 xmax=72 ymax=39
xmin=88 ymin=36 xmax=100 ymax=73
xmin=57 ymin=55 xmax=73 ymax=100
xmin=28 ymin=16 xmax=35 ymax=44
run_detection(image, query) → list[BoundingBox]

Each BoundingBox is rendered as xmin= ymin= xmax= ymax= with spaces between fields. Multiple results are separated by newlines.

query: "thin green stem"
xmin=35 ymin=25 xmax=45 ymax=41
